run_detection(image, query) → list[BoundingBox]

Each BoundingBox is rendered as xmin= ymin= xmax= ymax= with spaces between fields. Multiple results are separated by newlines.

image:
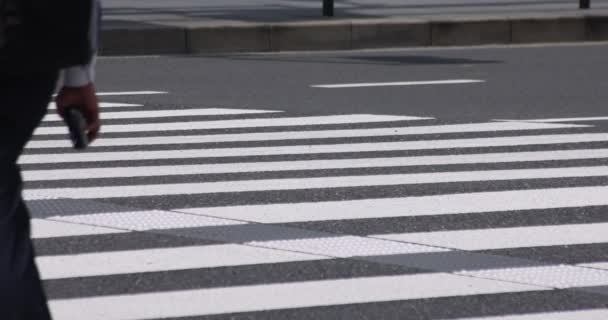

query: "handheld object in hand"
xmin=63 ymin=106 xmax=89 ymax=150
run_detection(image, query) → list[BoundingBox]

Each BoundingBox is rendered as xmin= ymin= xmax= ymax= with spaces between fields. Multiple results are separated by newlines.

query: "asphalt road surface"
xmin=25 ymin=42 xmax=608 ymax=319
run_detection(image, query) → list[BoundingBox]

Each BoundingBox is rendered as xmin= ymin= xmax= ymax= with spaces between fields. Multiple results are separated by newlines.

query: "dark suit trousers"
xmin=0 ymin=71 xmax=58 ymax=320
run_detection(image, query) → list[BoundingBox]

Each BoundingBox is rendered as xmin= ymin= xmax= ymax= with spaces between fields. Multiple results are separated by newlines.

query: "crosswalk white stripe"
xmin=578 ymin=262 xmax=608 ymax=271
xmin=31 ymin=219 xmax=128 ymax=239
xmin=29 ymin=106 xmax=608 ymax=318
xmin=48 ymin=210 xmax=245 ymax=232
xmin=19 ymin=133 xmax=608 ymax=164
xmin=312 ymin=79 xmax=485 ymax=88
xmin=47 ymin=273 xmax=543 ymax=320
xmin=176 ymin=186 xmax=608 ymax=223
xmin=25 ymin=121 xmax=586 ymax=149
xmin=499 ymin=116 xmax=608 ymax=123
xmin=37 ymin=244 xmax=328 ymax=280
xmin=22 ymin=166 xmax=608 ymax=200
xmin=33 ymin=114 xmax=430 ymax=135
xmin=373 ymin=223 xmax=608 ymax=251
xmin=459 ymin=264 xmax=608 ymax=288
xmin=95 ymin=91 xmax=168 ymax=96
xmin=452 ymin=309 xmax=608 ymax=320
xmin=45 ymin=211 xmax=449 ymax=259
xmin=42 ymin=108 xmax=282 ymax=122
xmin=22 ymin=149 xmax=608 ymax=181
xmin=48 ymin=102 xmax=143 ymax=109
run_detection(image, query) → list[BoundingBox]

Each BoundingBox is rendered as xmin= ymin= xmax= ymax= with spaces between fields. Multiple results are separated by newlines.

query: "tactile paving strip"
xmin=28 ymin=199 xmax=133 ymax=218
xmin=248 ymin=236 xmax=449 ymax=258
xmin=31 ymin=199 xmax=608 ymax=296
xmin=53 ymin=210 xmax=245 ymax=231
xmin=459 ymin=265 xmax=608 ymax=289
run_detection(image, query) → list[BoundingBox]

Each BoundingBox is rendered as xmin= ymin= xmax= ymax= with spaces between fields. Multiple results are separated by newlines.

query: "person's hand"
xmin=55 ymin=83 xmax=101 ymax=142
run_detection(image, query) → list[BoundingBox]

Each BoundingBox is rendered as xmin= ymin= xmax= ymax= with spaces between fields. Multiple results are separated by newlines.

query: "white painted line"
xmin=48 ymin=102 xmax=143 ymax=110
xmin=48 ymin=273 xmax=541 ymax=320
xmin=498 ymin=116 xmax=608 ymax=123
xmin=54 ymin=216 xmax=445 ymax=259
xmin=374 ymin=222 xmax=608 ymax=251
xmin=458 ymin=264 xmax=608 ymax=289
xmin=95 ymin=91 xmax=168 ymax=96
xmin=312 ymin=79 xmax=485 ymax=88
xmin=176 ymin=186 xmax=608 ymax=223
xmin=578 ymin=262 xmax=608 ymax=271
xmin=452 ymin=309 xmax=608 ymax=320
xmin=33 ymin=114 xmax=429 ymax=135
xmin=51 ymin=210 xmax=245 ymax=232
xmin=19 ymin=133 xmax=608 ymax=164
xmin=22 ymin=166 xmax=608 ymax=200
xmin=42 ymin=108 xmax=282 ymax=122
xmin=25 ymin=121 xmax=586 ymax=149
xmin=37 ymin=244 xmax=327 ymax=280
xmin=52 ymin=212 xmax=445 ymax=258
xmin=22 ymin=149 xmax=608 ymax=181
xmin=31 ymin=219 xmax=128 ymax=239
xmin=248 ymin=235 xmax=447 ymax=258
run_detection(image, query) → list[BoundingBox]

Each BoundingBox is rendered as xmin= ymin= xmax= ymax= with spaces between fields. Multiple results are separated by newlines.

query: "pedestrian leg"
xmin=0 ymin=71 xmax=58 ymax=320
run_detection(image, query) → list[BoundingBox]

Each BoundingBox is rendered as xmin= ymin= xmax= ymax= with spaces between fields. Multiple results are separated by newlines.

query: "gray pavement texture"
xmin=92 ymin=42 xmax=608 ymax=122
xmin=100 ymin=0 xmax=608 ymax=54
xmin=27 ymin=43 xmax=608 ymax=319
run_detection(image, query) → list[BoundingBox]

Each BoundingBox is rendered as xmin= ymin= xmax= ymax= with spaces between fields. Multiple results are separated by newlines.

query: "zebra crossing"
xmin=23 ymin=93 xmax=608 ymax=319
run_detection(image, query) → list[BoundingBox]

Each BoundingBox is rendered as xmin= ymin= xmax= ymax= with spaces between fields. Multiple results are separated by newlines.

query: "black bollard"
xmin=323 ymin=0 xmax=334 ymax=16
xmin=580 ymin=0 xmax=590 ymax=9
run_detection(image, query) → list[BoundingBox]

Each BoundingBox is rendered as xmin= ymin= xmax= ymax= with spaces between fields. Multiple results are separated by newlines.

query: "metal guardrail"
xmin=322 ymin=0 xmax=592 ymax=17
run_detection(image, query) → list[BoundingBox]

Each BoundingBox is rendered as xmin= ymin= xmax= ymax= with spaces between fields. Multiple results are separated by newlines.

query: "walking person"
xmin=1 ymin=0 xmax=101 ymax=318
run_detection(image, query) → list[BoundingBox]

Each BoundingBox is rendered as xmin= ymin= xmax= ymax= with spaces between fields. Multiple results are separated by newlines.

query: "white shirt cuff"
xmin=62 ymin=66 xmax=92 ymax=87
xmin=62 ymin=57 xmax=96 ymax=87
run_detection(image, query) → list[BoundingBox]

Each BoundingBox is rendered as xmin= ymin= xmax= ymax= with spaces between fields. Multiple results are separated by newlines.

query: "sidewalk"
xmin=100 ymin=0 xmax=608 ymax=55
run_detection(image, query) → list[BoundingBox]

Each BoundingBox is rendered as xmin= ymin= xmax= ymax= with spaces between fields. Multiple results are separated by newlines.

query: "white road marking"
xmin=31 ymin=219 xmax=128 ymax=239
xmin=452 ymin=309 xmax=608 ymax=320
xmin=25 ymin=121 xmax=586 ymax=149
xmin=48 ymin=102 xmax=143 ymax=110
xmin=177 ymin=186 xmax=608 ymax=223
xmin=48 ymin=273 xmax=541 ymax=320
xmin=50 ymin=212 xmax=445 ymax=258
xmin=374 ymin=222 xmax=608 ymax=251
xmin=459 ymin=264 xmax=608 ymax=289
xmin=50 ymin=210 xmax=245 ymax=232
xmin=19 ymin=133 xmax=608 ymax=164
xmin=95 ymin=91 xmax=168 ymax=96
xmin=42 ymin=108 xmax=282 ymax=122
xmin=578 ymin=262 xmax=608 ymax=271
xmin=22 ymin=166 xmax=608 ymax=200
xmin=33 ymin=114 xmax=429 ymax=135
xmin=22 ymin=149 xmax=608 ymax=181
xmin=312 ymin=79 xmax=485 ymax=88
xmin=247 ymin=235 xmax=447 ymax=258
xmin=37 ymin=244 xmax=327 ymax=280
xmin=498 ymin=116 xmax=608 ymax=123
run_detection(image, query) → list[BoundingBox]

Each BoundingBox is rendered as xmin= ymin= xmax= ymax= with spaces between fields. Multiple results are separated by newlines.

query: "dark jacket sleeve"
xmin=62 ymin=0 xmax=100 ymax=87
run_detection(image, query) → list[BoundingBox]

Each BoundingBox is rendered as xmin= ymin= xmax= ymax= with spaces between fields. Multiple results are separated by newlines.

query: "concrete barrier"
xmin=431 ymin=20 xmax=511 ymax=46
xmin=100 ymin=22 xmax=186 ymax=55
xmin=587 ymin=16 xmax=608 ymax=40
xmin=187 ymin=24 xmax=271 ymax=53
xmin=512 ymin=17 xmax=587 ymax=43
xmin=270 ymin=21 xmax=351 ymax=51
xmin=99 ymin=12 xmax=608 ymax=55
xmin=351 ymin=20 xmax=430 ymax=49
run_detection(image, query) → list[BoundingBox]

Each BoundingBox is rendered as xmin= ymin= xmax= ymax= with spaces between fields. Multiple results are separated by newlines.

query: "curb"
xmin=99 ymin=13 xmax=608 ymax=55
